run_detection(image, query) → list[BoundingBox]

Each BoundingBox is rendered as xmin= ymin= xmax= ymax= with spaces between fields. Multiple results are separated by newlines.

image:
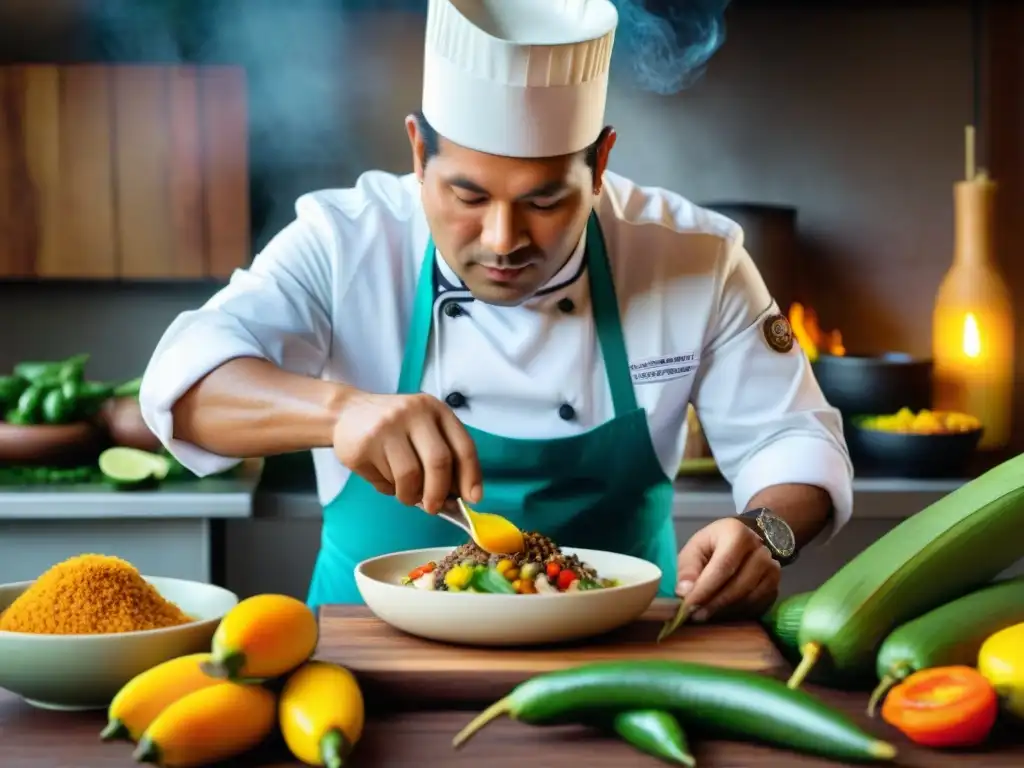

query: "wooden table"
xmin=2 ymin=685 xmax=1022 ymax=767
xmin=2 ymin=604 xmax=1022 ymax=766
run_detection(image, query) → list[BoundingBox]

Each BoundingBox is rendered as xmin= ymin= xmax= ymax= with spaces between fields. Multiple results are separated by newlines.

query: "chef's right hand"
xmin=331 ymin=391 xmax=483 ymax=513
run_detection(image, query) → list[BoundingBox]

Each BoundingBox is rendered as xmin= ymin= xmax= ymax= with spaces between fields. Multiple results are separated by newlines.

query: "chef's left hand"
xmin=675 ymin=517 xmax=781 ymax=622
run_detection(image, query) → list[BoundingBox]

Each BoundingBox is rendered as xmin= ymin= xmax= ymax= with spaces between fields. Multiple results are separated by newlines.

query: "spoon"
xmin=436 ymin=498 xmax=525 ymax=555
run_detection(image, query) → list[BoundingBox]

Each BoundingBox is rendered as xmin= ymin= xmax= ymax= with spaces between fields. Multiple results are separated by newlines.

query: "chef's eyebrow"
xmin=446 ymin=176 xmax=569 ymax=200
xmin=447 ymin=176 xmax=490 ymax=196
xmin=520 ymin=180 xmax=569 ymax=199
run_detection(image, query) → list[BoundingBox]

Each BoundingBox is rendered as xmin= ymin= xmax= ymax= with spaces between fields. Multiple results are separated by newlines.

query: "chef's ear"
xmin=593 ymin=126 xmax=617 ymax=181
xmin=405 ymin=113 xmax=427 ymax=183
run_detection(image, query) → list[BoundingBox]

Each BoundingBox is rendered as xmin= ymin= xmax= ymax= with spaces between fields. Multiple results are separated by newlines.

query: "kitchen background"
xmin=1 ymin=0 xmax=1022 ymax=598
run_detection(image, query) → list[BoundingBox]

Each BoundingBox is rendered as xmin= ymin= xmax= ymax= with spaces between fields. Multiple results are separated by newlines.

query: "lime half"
xmin=98 ymin=447 xmax=171 ymax=485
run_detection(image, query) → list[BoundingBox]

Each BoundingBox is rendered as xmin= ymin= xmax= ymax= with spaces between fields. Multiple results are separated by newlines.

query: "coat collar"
xmin=434 ymin=227 xmax=588 ymax=302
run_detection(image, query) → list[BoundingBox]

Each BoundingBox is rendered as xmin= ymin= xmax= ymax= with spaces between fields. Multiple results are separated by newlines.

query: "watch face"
xmin=758 ymin=511 xmax=795 ymax=557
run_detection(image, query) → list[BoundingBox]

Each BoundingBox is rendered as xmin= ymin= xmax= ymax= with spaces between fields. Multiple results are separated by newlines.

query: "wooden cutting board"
xmin=316 ymin=600 xmax=787 ymax=706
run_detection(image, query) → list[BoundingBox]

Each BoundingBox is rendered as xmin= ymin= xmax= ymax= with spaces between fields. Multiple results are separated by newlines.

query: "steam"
xmin=83 ymin=1 xmax=729 ymax=97
xmin=612 ymin=0 xmax=731 ymax=94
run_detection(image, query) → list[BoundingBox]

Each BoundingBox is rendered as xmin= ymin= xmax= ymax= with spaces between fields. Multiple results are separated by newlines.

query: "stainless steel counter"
xmin=252 ymin=475 xmax=967 ymax=521
xmin=0 ymin=460 xmax=261 ymax=586
xmin=0 ymin=462 xmax=973 ymax=599
xmin=0 ymin=459 xmax=262 ymax=520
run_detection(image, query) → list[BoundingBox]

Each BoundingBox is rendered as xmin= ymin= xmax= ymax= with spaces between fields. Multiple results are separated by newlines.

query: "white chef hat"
xmin=421 ymin=0 xmax=618 ymax=159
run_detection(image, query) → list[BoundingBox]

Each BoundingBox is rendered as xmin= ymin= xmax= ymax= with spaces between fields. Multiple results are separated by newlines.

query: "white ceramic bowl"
xmin=355 ymin=547 xmax=661 ymax=646
xmin=0 ymin=576 xmax=238 ymax=711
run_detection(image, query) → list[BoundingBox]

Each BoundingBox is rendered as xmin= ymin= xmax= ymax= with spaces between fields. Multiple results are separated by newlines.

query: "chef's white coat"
xmin=140 ymin=170 xmax=854 ymax=544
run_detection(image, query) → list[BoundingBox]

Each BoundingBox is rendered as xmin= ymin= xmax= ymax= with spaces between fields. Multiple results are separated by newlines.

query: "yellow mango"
xmin=280 ymin=661 xmax=366 ymax=767
xmin=133 ymin=682 xmax=277 ymax=767
xmin=101 ymin=652 xmax=224 ymax=742
xmin=202 ymin=593 xmax=318 ymax=680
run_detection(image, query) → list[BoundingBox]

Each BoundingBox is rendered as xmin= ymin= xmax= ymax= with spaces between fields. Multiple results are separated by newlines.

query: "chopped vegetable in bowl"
xmin=400 ymin=532 xmax=620 ymax=594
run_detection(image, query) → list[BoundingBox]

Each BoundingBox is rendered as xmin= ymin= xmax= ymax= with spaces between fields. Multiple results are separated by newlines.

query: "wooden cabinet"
xmin=0 ymin=64 xmax=249 ymax=280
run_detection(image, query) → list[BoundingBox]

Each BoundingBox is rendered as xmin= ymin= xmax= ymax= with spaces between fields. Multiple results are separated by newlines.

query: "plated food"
xmin=357 ymin=546 xmax=661 ymax=645
xmin=401 ymin=532 xmax=620 ymax=594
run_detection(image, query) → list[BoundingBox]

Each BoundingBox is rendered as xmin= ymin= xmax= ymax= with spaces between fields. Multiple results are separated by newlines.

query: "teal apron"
xmin=307 ymin=213 xmax=678 ymax=609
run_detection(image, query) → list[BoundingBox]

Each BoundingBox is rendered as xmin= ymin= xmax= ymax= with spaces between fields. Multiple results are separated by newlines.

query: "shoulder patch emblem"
xmin=762 ymin=313 xmax=794 ymax=353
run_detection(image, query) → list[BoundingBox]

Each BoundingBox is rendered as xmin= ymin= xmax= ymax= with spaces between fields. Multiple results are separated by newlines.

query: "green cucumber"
xmin=452 ymin=661 xmax=897 ymax=763
xmin=99 ymin=447 xmax=171 ymax=490
xmin=867 ymin=576 xmax=1024 ymax=716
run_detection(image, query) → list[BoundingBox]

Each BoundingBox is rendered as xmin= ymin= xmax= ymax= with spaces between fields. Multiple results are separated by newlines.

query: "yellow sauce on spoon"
xmin=461 ymin=502 xmax=525 ymax=554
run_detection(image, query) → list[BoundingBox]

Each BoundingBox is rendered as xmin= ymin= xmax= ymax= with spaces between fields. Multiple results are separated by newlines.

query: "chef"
xmin=139 ymin=0 xmax=852 ymax=620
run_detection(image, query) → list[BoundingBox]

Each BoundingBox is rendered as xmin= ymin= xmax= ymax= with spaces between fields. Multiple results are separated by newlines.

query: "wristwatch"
xmin=738 ymin=507 xmax=797 ymax=566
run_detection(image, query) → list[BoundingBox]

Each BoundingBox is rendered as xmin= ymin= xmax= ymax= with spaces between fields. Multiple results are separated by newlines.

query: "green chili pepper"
xmin=451 ymin=661 xmax=897 ymax=764
xmin=74 ymin=381 xmax=114 ymax=419
xmin=657 ymin=601 xmax=693 ymax=643
xmin=4 ymin=408 xmax=30 ymax=425
xmin=57 ymin=353 xmax=90 ymax=383
xmin=14 ymin=353 xmax=90 ymax=386
xmin=61 ymin=378 xmax=82 ymax=402
xmin=13 ymin=384 xmax=47 ymax=424
xmin=41 ymin=386 xmax=75 ymax=424
xmin=608 ymin=710 xmax=694 ymax=766
xmin=13 ymin=361 xmax=60 ymax=384
xmin=471 ymin=566 xmax=517 ymax=595
xmin=0 ymin=375 xmax=28 ymax=410
xmin=113 ymin=376 xmax=143 ymax=398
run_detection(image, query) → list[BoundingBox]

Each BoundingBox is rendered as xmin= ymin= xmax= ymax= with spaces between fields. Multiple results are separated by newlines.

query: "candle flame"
xmin=962 ymin=312 xmax=982 ymax=359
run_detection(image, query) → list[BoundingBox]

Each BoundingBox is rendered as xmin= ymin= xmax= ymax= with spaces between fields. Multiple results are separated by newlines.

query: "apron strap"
xmin=397 ymin=211 xmax=639 ymax=416
xmin=584 ymin=211 xmax=639 ymax=415
xmin=396 ymin=246 xmax=439 ymax=395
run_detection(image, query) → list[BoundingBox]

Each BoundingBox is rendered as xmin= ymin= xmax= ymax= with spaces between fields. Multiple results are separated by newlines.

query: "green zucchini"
xmin=867 ymin=576 xmax=1024 ymax=716
xmin=452 ymin=661 xmax=896 ymax=763
xmin=761 ymin=591 xmax=813 ymax=658
xmin=789 ymin=452 xmax=1024 ymax=688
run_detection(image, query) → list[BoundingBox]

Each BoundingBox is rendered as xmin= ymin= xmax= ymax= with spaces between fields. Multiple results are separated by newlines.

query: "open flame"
xmin=962 ymin=312 xmax=982 ymax=359
xmin=789 ymin=302 xmax=845 ymax=361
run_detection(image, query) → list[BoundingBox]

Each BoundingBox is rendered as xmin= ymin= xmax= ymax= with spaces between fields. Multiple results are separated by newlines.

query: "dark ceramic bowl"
xmin=811 ymin=353 xmax=933 ymax=418
xmin=100 ymin=396 xmax=162 ymax=453
xmin=0 ymin=421 xmax=105 ymax=466
xmin=847 ymin=419 xmax=983 ymax=478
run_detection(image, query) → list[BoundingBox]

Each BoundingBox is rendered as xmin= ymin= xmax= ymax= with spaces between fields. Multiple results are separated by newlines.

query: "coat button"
xmin=557 ymin=297 xmax=575 ymax=313
xmin=443 ymin=302 xmax=463 ymax=318
xmin=558 ymin=403 xmax=576 ymax=421
xmin=445 ymin=391 xmax=467 ymax=409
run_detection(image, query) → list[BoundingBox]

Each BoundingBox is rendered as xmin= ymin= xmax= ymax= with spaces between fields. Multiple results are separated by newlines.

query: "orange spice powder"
xmin=0 ymin=554 xmax=192 ymax=635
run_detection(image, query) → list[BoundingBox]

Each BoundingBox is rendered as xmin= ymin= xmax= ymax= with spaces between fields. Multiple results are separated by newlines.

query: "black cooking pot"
xmin=811 ymin=352 xmax=933 ymax=418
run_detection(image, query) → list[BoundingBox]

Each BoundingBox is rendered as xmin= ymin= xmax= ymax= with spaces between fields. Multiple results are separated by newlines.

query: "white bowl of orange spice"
xmin=0 ymin=554 xmax=237 ymax=710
